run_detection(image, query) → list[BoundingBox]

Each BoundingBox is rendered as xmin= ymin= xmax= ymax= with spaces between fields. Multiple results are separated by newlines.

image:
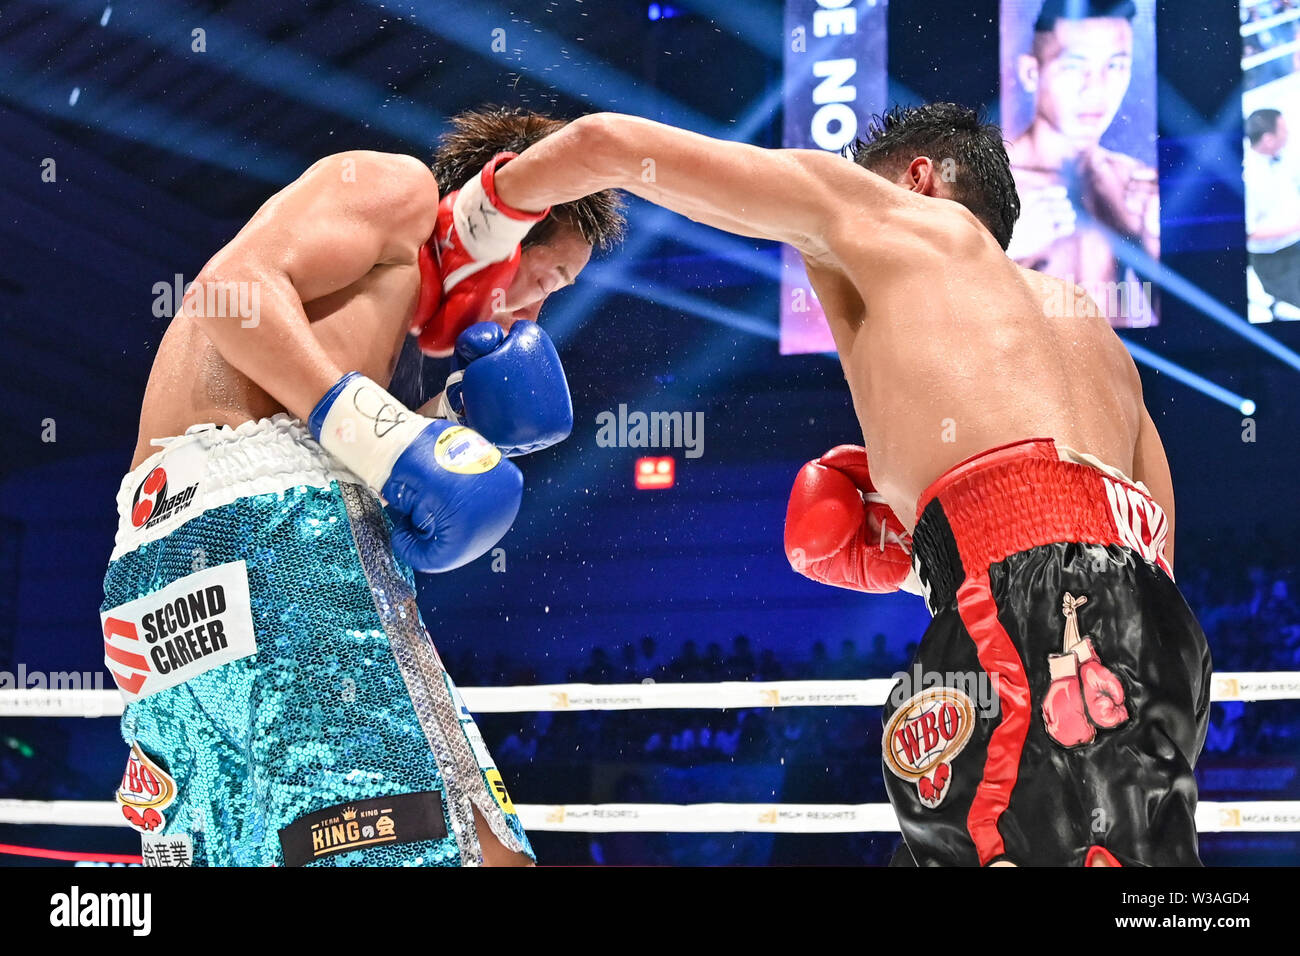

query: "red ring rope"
xmin=0 ymin=842 xmax=142 ymax=864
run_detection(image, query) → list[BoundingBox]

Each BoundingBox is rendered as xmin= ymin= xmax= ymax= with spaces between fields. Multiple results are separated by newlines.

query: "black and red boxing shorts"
xmin=882 ymin=438 xmax=1212 ymax=866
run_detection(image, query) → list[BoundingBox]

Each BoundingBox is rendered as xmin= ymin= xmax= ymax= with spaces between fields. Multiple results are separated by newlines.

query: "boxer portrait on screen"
xmin=1005 ymin=0 xmax=1160 ymax=326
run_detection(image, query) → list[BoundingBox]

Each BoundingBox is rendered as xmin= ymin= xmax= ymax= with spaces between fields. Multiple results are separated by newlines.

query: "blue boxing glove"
xmin=432 ymin=321 xmax=573 ymax=457
xmin=309 ymin=372 xmax=523 ymax=573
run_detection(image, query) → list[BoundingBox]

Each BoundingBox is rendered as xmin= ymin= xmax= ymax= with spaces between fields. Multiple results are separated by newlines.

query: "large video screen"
xmin=1000 ymin=0 xmax=1161 ymax=328
xmin=779 ymin=0 xmax=888 ymax=355
xmin=1241 ymin=0 xmax=1300 ymax=323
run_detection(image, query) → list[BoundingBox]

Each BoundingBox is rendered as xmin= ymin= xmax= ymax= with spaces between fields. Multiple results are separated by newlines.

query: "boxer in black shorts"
xmin=456 ymin=101 xmax=1209 ymax=864
xmin=885 ymin=439 xmax=1209 ymax=866
xmin=786 ymin=438 xmax=1210 ymax=866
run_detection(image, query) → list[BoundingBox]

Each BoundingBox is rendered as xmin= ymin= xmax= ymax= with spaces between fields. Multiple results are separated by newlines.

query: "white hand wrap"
xmin=314 ymin=375 xmax=429 ymax=491
xmin=452 ymin=171 xmax=540 ymax=265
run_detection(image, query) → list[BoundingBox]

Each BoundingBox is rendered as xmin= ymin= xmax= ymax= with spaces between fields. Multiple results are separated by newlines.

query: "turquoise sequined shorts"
xmin=100 ymin=416 xmax=531 ymax=866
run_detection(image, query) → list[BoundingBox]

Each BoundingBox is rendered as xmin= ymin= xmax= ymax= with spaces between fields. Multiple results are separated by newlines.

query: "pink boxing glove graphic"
xmin=1042 ymin=651 xmax=1095 ymax=747
xmin=1041 ymin=593 xmax=1131 ymax=748
xmin=1074 ymin=638 xmax=1129 ymax=729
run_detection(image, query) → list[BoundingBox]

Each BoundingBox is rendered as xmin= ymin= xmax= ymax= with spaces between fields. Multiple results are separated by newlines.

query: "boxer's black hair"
xmin=1246 ymin=108 xmax=1283 ymax=146
xmin=432 ymin=106 xmax=626 ymax=251
xmin=847 ymin=103 xmax=1021 ymax=251
xmin=1034 ymin=0 xmax=1137 ymax=33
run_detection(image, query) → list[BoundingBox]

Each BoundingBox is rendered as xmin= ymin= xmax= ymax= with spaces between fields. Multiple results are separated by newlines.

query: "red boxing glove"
xmin=411 ymin=152 xmax=550 ymax=358
xmin=783 ymin=445 xmax=916 ymax=594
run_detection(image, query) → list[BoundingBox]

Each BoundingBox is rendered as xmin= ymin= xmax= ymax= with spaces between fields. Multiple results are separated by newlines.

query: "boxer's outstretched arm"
xmin=187 ymin=151 xmax=439 ymax=419
xmin=495 ymin=113 xmax=914 ymax=265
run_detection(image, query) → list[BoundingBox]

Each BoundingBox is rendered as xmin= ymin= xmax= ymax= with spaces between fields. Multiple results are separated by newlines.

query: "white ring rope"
xmin=1 ymin=671 xmax=1295 ymax=718
xmin=1 ymin=799 xmax=1298 ymax=833
xmin=3 ymin=674 xmax=1297 ymax=835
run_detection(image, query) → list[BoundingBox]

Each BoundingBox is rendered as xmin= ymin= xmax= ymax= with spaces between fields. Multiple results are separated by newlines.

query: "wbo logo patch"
xmin=116 ymin=743 xmax=176 ymax=833
xmin=883 ymin=686 xmax=975 ymax=809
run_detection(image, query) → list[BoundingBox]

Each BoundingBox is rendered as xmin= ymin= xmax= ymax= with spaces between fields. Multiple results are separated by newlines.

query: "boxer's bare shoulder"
xmin=132 ymin=150 xmax=440 ymax=467
xmin=226 ymin=150 xmax=439 ymax=277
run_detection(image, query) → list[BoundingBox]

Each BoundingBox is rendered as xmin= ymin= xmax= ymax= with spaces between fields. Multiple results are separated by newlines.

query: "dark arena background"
xmin=1 ymin=0 xmax=1298 ymax=869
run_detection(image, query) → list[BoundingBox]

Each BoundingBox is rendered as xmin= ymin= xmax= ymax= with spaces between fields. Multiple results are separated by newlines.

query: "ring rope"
xmin=1 ymin=799 xmax=1297 ymax=833
xmin=1 ymin=671 xmax=1295 ymax=717
xmin=0 ymin=842 xmax=142 ymax=864
xmin=3 ymin=676 xmax=1296 ymax=836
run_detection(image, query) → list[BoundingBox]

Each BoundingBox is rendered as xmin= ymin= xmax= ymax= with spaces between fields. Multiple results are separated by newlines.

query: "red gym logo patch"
xmin=131 ymin=467 xmax=166 ymax=527
xmin=130 ymin=465 xmax=199 ymax=530
xmin=117 ymin=441 xmax=207 ymax=554
xmin=883 ymin=687 xmax=975 ymax=809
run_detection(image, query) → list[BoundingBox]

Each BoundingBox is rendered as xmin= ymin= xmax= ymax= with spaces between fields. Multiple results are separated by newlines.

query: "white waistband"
xmin=110 ymin=414 xmax=361 ymax=560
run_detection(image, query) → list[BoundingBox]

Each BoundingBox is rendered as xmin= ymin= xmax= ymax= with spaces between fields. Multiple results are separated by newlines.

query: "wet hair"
xmin=847 ymin=103 xmax=1021 ymax=250
xmin=1246 ymin=108 xmax=1283 ymax=146
xmin=1034 ymin=0 xmax=1137 ymax=33
xmin=431 ymin=106 xmax=626 ymax=252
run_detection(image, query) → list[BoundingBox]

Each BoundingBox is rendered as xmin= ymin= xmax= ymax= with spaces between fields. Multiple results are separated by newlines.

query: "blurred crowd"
xmin=1242 ymin=0 xmax=1300 ymax=38
xmin=457 ymin=633 xmax=895 ymax=771
xmin=447 ymin=552 xmax=1300 ymax=769
xmin=1242 ymin=0 xmax=1300 ymax=89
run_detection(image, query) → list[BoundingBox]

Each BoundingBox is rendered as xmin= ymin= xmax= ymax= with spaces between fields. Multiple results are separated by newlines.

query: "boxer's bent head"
xmin=848 ymin=102 xmax=1020 ymax=251
xmin=432 ymin=106 xmax=626 ymax=324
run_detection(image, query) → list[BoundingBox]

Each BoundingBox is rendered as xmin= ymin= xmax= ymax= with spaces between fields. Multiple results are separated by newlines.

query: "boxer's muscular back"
xmin=804 ymin=199 xmax=1149 ymax=529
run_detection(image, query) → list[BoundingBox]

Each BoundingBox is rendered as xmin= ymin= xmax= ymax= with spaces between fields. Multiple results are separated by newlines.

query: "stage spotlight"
xmin=1125 ymin=341 xmax=1256 ymax=415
